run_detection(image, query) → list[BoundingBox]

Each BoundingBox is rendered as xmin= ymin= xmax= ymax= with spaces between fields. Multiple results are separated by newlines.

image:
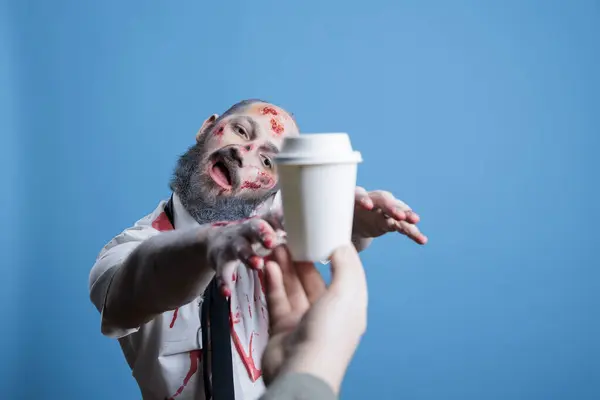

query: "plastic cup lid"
xmin=274 ymin=133 xmax=363 ymax=165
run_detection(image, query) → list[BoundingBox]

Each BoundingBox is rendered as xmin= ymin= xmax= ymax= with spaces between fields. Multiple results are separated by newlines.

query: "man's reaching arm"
xmin=103 ymin=227 xmax=214 ymax=332
xmin=90 ymin=214 xmax=285 ymax=337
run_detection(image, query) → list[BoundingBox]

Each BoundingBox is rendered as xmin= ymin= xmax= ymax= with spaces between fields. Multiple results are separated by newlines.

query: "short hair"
xmin=219 ymin=99 xmax=266 ymax=119
xmin=215 ymin=98 xmax=298 ymax=127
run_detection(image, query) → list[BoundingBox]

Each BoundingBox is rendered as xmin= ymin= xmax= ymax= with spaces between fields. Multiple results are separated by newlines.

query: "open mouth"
xmin=209 ymin=160 xmax=233 ymax=189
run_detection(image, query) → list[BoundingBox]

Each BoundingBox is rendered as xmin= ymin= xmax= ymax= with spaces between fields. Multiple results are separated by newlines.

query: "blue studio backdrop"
xmin=1 ymin=0 xmax=598 ymax=399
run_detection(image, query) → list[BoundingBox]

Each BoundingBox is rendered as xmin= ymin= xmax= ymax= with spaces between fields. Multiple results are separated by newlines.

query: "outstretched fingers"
xmin=264 ymin=260 xmax=292 ymax=329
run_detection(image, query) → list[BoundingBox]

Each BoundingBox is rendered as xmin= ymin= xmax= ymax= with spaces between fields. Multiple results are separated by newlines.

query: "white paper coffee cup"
xmin=274 ymin=133 xmax=362 ymax=262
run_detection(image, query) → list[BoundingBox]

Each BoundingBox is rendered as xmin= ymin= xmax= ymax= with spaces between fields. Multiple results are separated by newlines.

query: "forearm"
xmin=105 ymin=227 xmax=214 ymax=329
xmin=279 ymin=338 xmax=359 ymax=397
xmin=352 ymin=236 xmax=373 ymax=253
xmin=260 ymin=373 xmax=337 ymax=400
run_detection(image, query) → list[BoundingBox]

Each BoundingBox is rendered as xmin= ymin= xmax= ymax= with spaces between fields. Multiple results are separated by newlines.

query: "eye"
xmin=235 ymin=125 xmax=249 ymax=139
xmin=261 ymin=155 xmax=273 ymax=169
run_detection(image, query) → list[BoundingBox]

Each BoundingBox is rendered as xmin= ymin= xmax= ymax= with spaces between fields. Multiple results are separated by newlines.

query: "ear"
xmin=196 ymin=114 xmax=219 ymax=142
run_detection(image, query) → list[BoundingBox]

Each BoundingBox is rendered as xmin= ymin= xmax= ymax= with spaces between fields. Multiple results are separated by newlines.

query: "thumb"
xmin=328 ymin=244 xmax=365 ymax=293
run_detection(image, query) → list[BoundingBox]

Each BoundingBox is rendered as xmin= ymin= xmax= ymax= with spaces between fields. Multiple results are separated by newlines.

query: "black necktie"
xmin=165 ymin=195 xmax=236 ymax=400
xmin=203 ymin=279 xmax=236 ymax=400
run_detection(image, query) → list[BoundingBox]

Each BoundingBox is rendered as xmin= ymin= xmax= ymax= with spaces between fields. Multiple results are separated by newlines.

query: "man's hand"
xmin=353 ymin=187 xmax=428 ymax=245
xmin=206 ymin=213 xmax=286 ymax=297
xmin=262 ymin=245 xmax=367 ymax=395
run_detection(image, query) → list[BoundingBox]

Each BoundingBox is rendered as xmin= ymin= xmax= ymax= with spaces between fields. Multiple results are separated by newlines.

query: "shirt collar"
xmin=172 ymin=193 xmax=201 ymax=230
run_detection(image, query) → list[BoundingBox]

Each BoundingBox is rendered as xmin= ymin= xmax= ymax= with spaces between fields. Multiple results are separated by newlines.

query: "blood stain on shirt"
xmin=166 ymin=350 xmax=202 ymax=399
xmin=261 ymin=306 xmax=267 ymax=322
xmin=232 ymin=310 xmax=242 ymax=324
xmin=169 ymin=308 xmax=179 ymax=328
xmin=246 ymin=294 xmax=253 ymax=318
xmin=257 ymin=269 xmax=266 ymax=295
xmin=152 ymin=211 xmax=174 ymax=231
xmin=229 ymin=325 xmax=262 ymax=382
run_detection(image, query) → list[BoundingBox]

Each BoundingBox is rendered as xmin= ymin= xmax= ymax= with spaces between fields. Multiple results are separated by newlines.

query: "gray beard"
xmin=169 ymin=139 xmax=271 ymax=224
xmin=184 ymin=196 xmax=263 ymax=225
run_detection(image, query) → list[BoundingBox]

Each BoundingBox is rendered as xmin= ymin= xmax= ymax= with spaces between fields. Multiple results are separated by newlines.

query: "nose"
xmin=227 ymin=146 xmax=244 ymax=168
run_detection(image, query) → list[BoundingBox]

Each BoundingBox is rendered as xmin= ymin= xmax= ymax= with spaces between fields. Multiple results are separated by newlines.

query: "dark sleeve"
xmin=259 ymin=373 xmax=336 ymax=400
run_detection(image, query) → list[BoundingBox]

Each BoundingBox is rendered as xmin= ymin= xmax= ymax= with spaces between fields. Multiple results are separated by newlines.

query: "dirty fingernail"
xmin=219 ymin=282 xmax=231 ymax=298
xmin=249 ymin=255 xmax=264 ymax=270
xmin=263 ymin=236 xmax=275 ymax=249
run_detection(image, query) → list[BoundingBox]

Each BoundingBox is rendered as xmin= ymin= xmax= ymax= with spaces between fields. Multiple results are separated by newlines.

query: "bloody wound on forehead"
xmin=270 ymin=118 xmax=284 ymax=135
xmin=261 ymin=107 xmax=279 ymax=116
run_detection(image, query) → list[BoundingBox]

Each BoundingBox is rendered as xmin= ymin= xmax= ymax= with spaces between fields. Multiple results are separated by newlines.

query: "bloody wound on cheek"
xmin=240 ymin=172 xmax=274 ymax=191
xmin=258 ymin=171 xmax=274 ymax=188
xmin=241 ymin=181 xmax=262 ymax=190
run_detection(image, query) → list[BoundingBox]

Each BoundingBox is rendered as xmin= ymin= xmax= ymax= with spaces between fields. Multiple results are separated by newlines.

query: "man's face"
xmin=198 ymin=102 xmax=299 ymax=200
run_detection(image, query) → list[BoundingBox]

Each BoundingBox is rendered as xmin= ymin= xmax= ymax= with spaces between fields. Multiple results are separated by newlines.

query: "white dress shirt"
xmin=89 ymin=194 xmax=273 ymax=400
